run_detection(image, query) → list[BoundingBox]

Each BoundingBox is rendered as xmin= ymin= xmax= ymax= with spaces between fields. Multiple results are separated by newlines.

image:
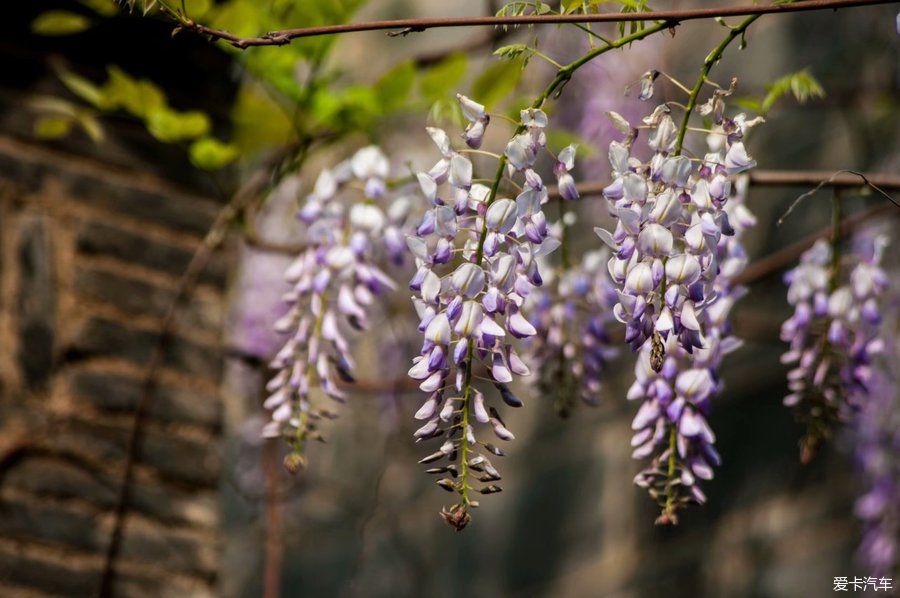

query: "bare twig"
xmin=735 ymin=203 xmax=897 ymax=286
xmin=749 ymin=169 xmax=900 ymax=190
xmin=158 ymin=0 xmax=898 ymax=49
xmin=776 ymin=169 xmax=900 ymax=226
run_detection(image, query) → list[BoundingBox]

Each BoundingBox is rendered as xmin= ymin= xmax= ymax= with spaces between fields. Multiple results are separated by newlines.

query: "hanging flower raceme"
xmin=595 ymin=83 xmax=759 ymax=523
xmin=263 ymin=146 xmax=414 ymax=472
xmin=855 ymin=369 xmax=900 ymax=577
xmin=782 ymin=232 xmax=889 ymax=463
xmin=854 ymin=326 xmax=899 ymax=577
xmin=529 ymin=244 xmax=618 ymax=417
xmin=408 ymin=94 xmax=562 ymax=530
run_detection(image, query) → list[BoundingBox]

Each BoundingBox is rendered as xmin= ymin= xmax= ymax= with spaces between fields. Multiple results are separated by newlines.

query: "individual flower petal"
xmin=724 ymin=142 xmax=756 ymax=175
xmin=424 ymin=313 xmax=452 ymax=345
xmin=451 ymin=263 xmax=486 ymax=298
xmin=485 ymin=198 xmax=518 ymax=234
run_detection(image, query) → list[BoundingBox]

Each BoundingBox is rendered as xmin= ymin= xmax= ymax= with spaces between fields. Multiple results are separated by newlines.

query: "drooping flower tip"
xmin=551 ymin=144 xmax=579 ymax=201
xmin=457 ymin=93 xmax=490 ymax=149
xmin=283 ymin=452 xmax=307 ymax=474
xmin=441 ymin=504 xmax=471 ymax=531
xmin=654 ymin=511 xmax=679 ymax=526
xmin=638 ymin=70 xmax=659 ymax=101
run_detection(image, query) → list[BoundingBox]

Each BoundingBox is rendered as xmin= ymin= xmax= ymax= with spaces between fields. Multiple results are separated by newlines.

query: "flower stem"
xmin=458 ymin=342 xmax=474 ymax=506
xmin=674 ymin=13 xmax=761 ymax=155
xmin=661 ymin=9 xmax=765 ymax=518
xmin=663 ymin=424 xmax=678 ymax=519
xmin=293 ymin=291 xmax=328 ymax=457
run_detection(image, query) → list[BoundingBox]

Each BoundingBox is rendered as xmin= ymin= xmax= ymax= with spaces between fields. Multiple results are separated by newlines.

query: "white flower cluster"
xmin=528 ymin=245 xmax=619 ymax=416
xmin=781 ymin=232 xmax=889 ymax=462
xmin=595 ymin=82 xmax=759 ymax=522
xmin=264 ymin=146 xmax=413 ymax=471
xmin=407 ymin=94 xmax=568 ymax=529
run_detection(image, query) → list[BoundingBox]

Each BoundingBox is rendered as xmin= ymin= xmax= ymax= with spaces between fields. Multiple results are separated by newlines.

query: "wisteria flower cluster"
xmin=407 ymin=94 xmax=566 ymax=530
xmin=595 ymin=84 xmax=759 ymax=523
xmin=529 ymin=244 xmax=618 ymax=417
xmin=854 ymin=333 xmax=899 ymax=577
xmin=264 ymin=146 xmax=412 ymax=472
xmin=781 ymin=233 xmax=889 ymax=463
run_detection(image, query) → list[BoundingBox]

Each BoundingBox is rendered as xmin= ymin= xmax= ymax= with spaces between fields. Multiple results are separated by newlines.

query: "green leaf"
xmin=34 ymin=116 xmax=73 ymax=139
xmin=419 ymin=53 xmax=468 ymax=103
xmin=32 ymin=11 xmax=91 ymax=36
xmin=339 ymin=86 xmax=380 ymax=126
xmin=309 ymin=88 xmax=343 ymax=127
xmin=231 ymin=84 xmax=294 ymax=153
xmin=310 ymin=84 xmax=381 ymax=132
xmin=242 ymin=47 xmax=306 ymax=101
xmin=427 ymin=98 xmax=464 ymax=129
xmin=496 ymin=2 xmax=528 ymax=17
xmin=146 ymin=108 xmax=210 ymax=142
xmin=760 ymin=68 xmax=825 ymax=114
xmin=79 ymin=0 xmax=118 ymax=16
xmin=494 ymin=44 xmax=531 ymax=60
xmin=189 ymin=137 xmax=239 ymax=170
xmin=183 ymin=0 xmax=213 ymax=18
xmin=208 ymin=0 xmax=262 ymax=39
xmin=472 ymin=58 xmax=523 ymax=109
xmin=547 ymin=129 xmax=596 ymax=157
xmin=58 ymin=70 xmax=108 ymax=110
xmin=374 ymin=60 xmax=416 ymax=112
xmin=103 ymin=66 xmax=166 ymax=118
xmin=732 ymin=97 xmax=762 ymax=113
xmin=493 ymin=44 xmax=537 ymax=69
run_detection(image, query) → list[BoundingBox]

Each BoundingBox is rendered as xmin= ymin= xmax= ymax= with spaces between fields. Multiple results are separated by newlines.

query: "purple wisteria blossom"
xmin=781 ymin=232 xmax=889 ymax=463
xmin=408 ymin=94 xmax=562 ymax=530
xmin=529 ymin=245 xmax=618 ymax=416
xmin=595 ymin=85 xmax=759 ymax=523
xmin=263 ymin=146 xmax=413 ymax=472
xmin=629 ymin=173 xmax=755 ymax=523
xmin=850 ymin=232 xmax=897 ymax=578
xmin=855 ymin=358 xmax=899 ymax=577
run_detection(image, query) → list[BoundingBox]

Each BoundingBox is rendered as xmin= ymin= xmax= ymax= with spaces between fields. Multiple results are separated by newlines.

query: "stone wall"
xmin=0 ymin=133 xmax=228 ymax=597
xmin=0 ymin=3 xmax=239 ymax=594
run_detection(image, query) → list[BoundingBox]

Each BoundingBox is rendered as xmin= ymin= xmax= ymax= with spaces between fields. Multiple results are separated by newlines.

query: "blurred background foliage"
xmin=29 ymin=0 xmax=494 ymax=173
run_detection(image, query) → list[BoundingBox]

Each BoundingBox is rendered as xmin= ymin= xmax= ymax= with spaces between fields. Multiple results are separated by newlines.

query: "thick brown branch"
xmin=749 ymin=169 xmax=900 ymax=189
xmin=163 ymin=0 xmax=897 ymax=49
